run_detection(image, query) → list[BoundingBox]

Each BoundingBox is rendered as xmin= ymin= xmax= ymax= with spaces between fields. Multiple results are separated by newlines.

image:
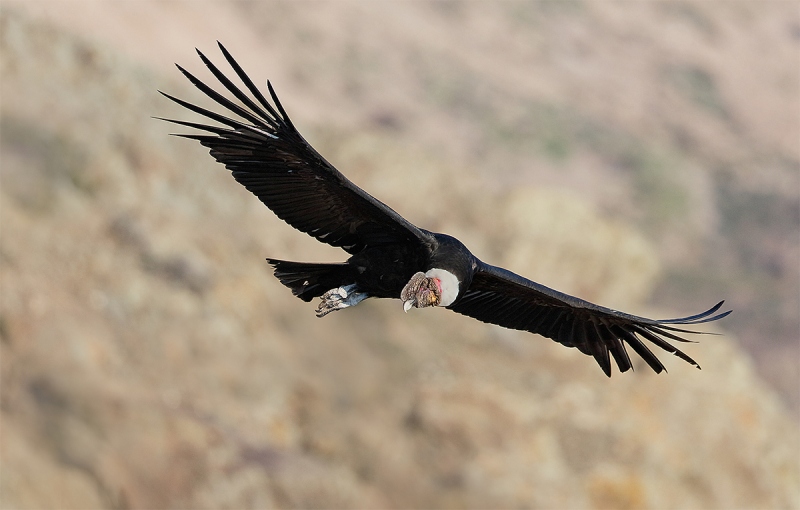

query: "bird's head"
xmin=401 ymin=268 xmax=461 ymax=312
xmin=401 ymin=271 xmax=442 ymax=312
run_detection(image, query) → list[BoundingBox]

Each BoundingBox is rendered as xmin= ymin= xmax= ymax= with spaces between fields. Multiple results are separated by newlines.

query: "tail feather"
xmin=266 ymin=258 xmax=353 ymax=302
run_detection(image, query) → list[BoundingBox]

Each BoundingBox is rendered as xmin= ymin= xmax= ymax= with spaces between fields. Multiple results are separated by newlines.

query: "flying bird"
xmin=159 ymin=43 xmax=730 ymax=377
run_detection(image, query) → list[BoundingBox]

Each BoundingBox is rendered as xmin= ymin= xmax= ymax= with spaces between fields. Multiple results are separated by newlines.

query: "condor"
xmin=160 ymin=43 xmax=730 ymax=377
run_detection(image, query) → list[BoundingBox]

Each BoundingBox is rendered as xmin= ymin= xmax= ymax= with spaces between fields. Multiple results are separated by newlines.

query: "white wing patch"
xmin=425 ymin=268 xmax=460 ymax=307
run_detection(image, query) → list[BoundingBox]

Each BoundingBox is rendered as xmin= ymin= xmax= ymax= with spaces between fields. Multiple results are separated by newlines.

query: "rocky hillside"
xmin=1 ymin=4 xmax=798 ymax=509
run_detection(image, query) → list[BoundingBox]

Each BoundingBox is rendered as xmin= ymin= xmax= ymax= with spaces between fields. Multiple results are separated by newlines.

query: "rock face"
xmin=1 ymin=7 xmax=798 ymax=510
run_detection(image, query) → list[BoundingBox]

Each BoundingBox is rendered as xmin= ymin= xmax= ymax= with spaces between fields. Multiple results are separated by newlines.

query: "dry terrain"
xmin=1 ymin=2 xmax=798 ymax=509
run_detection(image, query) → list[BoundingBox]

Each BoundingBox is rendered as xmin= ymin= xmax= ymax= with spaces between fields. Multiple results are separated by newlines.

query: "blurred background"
xmin=1 ymin=1 xmax=798 ymax=508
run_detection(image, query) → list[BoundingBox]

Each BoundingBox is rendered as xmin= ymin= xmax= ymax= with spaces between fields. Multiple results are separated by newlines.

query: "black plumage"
xmin=160 ymin=43 xmax=730 ymax=376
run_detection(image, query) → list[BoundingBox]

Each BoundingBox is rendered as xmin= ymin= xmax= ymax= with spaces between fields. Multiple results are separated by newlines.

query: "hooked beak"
xmin=403 ymin=299 xmax=415 ymax=313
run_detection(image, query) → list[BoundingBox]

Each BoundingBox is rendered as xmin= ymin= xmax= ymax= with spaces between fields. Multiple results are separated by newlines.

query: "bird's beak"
xmin=403 ymin=299 xmax=415 ymax=313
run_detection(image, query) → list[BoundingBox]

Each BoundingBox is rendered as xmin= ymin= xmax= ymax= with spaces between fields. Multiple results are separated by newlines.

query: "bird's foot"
xmin=315 ymin=284 xmax=367 ymax=317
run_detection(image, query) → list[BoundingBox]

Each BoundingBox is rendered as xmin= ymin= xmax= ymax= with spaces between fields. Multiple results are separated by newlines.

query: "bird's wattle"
xmin=400 ymin=272 xmax=442 ymax=311
xmin=424 ymin=268 xmax=460 ymax=307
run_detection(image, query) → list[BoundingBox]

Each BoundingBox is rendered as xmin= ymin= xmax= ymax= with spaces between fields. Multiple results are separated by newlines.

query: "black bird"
xmin=159 ymin=43 xmax=730 ymax=376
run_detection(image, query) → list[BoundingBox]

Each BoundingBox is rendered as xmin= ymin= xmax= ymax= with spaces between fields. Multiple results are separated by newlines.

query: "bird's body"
xmin=269 ymin=232 xmax=472 ymax=316
xmin=161 ymin=43 xmax=730 ymax=377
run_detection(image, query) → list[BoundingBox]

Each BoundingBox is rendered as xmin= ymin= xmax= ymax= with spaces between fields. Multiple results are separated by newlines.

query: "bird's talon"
xmin=315 ymin=284 xmax=366 ymax=317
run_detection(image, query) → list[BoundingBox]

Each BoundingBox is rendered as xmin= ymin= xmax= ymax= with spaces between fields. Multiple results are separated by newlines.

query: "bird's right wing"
xmin=449 ymin=261 xmax=730 ymax=376
xmin=158 ymin=43 xmax=432 ymax=254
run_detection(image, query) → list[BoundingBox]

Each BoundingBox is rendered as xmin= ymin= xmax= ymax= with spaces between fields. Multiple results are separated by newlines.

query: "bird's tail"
xmin=266 ymin=258 xmax=354 ymax=302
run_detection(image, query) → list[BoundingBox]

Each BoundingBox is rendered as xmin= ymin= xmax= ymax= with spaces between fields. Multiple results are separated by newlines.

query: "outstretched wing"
xmin=159 ymin=42 xmax=431 ymax=254
xmin=449 ymin=261 xmax=731 ymax=376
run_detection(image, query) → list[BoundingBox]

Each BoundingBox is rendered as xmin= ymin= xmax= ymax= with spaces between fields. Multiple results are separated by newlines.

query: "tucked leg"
xmin=315 ymin=284 xmax=368 ymax=317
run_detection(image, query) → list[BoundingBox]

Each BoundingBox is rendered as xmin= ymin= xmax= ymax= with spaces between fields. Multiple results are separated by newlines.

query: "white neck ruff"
xmin=425 ymin=268 xmax=460 ymax=307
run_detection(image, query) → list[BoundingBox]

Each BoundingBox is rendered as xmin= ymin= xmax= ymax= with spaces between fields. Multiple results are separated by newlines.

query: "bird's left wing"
xmin=158 ymin=43 xmax=432 ymax=254
xmin=448 ymin=261 xmax=730 ymax=376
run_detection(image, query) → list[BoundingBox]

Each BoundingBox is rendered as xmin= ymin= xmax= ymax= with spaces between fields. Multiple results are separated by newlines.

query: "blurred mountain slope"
xmin=1 ymin=4 xmax=798 ymax=510
xmin=10 ymin=0 xmax=796 ymax=409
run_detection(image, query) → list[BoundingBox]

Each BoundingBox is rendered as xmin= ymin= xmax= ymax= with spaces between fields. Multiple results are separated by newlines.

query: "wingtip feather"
xmin=658 ymin=300 xmax=731 ymax=324
xmin=266 ymin=81 xmax=294 ymax=128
